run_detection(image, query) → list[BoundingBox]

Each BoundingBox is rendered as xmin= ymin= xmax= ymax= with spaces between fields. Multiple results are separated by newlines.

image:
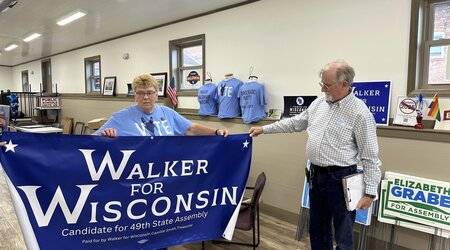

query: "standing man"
xmin=249 ymin=60 xmax=381 ymax=250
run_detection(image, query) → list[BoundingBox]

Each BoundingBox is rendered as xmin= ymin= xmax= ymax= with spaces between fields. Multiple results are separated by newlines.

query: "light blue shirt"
xmin=198 ymin=82 xmax=218 ymax=116
xmin=238 ymin=81 xmax=267 ymax=123
xmin=217 ymin=77 xmax=243 ymax=119
xmin=95 ymin=105 xmax=191 ymax=136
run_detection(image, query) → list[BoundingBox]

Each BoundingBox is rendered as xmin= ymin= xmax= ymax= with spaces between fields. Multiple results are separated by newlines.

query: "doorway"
xmin=21 ymin=70 xmax=29 ymax=92
xmin=41 ymin=59 xmax=52 ymax=93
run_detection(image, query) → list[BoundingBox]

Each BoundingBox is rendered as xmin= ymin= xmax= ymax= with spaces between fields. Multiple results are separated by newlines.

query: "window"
xmin=430 ymin=32 xmax=445 ymax=58
xmin=408 ymin=0 xmax=450 ymax=96
xmin=84 ymin=55 xmax=101 ymax=94
xmin=169 ymin=34 xmax=205 ymax=94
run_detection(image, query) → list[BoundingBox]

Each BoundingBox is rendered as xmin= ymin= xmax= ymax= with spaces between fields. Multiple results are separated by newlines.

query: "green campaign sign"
xmin=383 ymin=172 xmax=450 ymax=231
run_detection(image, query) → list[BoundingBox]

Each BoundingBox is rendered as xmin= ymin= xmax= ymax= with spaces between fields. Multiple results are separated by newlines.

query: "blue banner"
xmin=0 ymin=132 xmax=252 ymax=249
xmin=352 ymin=81 xmax=392 ymax=126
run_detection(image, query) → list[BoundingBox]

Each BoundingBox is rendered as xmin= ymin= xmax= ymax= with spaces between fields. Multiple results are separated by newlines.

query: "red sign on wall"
xmin=40 ymin=97 xmax=60 ymax=108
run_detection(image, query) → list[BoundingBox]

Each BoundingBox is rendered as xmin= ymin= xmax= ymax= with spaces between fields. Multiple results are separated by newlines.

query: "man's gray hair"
xmin=319 ymin=59 xmax=355 ymax=86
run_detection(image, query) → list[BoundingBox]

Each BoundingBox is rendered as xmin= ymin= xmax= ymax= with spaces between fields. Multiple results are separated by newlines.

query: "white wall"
xmin=6 ymin=0 xmax=414 ymax=114
xmin=11 ymin=61 xmax=42 ymax=92
xmin=0 ymin=66 xmax=13 ymax=90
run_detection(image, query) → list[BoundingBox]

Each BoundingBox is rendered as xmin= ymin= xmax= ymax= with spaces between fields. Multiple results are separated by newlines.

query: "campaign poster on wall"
xmin=392 ymin=96 xmax=418 ymax=127
xmin=352 ymin=81 xmax=392 ymax=126
xmin=283 ymin=96 xmax=317 ymax=118
xmin=0 ymin=132 xmax=252 ymax=250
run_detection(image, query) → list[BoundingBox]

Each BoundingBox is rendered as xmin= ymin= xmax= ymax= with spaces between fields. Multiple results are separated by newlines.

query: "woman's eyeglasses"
xmin=135 ymin=91 xmax=156 ymax=97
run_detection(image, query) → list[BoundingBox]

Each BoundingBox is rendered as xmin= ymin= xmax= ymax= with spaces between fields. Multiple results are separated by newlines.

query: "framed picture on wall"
xmin=151 ymin=72 xmax=167 ymax=97
xmin=103 ymin=76 xmax=116 ymax=96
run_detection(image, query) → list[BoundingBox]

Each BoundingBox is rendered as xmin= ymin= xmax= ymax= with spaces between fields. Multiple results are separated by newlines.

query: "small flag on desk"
xmin=167 ymin=76 xmax=178 ymax=107
xmin=427 ymin=93 xmax=441 ymax=121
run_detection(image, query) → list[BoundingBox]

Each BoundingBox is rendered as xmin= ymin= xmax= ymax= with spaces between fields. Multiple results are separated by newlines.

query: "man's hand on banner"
xmin=100 ymin=128 xmax=118 ymax=138
xmin=248 ymin=127 xmax=263 ymax=137
xmin=0 ymin=141 xmax=6 ymax=147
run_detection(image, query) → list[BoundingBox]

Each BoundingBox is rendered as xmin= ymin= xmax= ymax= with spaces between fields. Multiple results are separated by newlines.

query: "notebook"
xmin=342 ymin=172 xmax=364 ymax=211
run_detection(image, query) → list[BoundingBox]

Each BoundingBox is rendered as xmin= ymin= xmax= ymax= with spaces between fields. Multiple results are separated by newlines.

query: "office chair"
xmin=230 ymin=172 xmax=267 ymax=249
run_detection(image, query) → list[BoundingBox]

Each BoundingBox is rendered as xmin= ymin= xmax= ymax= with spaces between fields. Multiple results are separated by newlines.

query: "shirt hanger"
xmin=248 ymin=66 xmax=258 ymax=82
xmin=205 ymin=72 xmax=213 ymax=83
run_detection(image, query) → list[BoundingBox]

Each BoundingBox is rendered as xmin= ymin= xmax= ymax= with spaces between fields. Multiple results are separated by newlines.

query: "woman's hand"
xmin=215 ymin=129 xmax=229 ymax=137
xmin=100 ymin=128 xmax=118 ymax=138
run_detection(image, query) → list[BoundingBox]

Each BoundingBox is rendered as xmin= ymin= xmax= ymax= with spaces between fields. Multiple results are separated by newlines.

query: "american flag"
xmin=167 ymin=76 xmax=178 ymax=107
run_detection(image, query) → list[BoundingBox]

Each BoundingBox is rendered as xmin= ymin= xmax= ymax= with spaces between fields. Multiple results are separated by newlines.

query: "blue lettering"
xmin=413 ymin=191 xmax=426 ymax=203
xmin=403 ymin=188 xmax=414 ymax=199
xmin=440 ymin=195 xmax=450 ymax=208
xmin=427 ymin=193 xmax=439 ymax=205
xmin=391 ymin=186 xmax=402 ymax=197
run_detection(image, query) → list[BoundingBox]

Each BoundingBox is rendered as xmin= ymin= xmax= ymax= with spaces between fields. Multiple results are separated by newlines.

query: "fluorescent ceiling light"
xmin=4 ymin=44 xmax=18 ymax=51
xmin=57 ymin=10 xmax=87 ymax=26
xmin=1 ymin=0 xmax=18 ymax=13
xmin=23 ymin=33 xmax=41 ymax=42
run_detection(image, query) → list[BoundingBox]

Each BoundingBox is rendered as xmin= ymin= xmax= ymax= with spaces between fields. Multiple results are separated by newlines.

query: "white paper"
xmin=342 ymin=173 xmax=365 ymax=211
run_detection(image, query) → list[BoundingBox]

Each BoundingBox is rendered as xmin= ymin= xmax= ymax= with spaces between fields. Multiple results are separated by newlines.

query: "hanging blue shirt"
xmin=238 ymin=81 xmax=267 ymax=123
xmin=198 ymin=82 xmax=218 ymax=116
xmin=217 ymin=77 xmax=243 ymax=119
xmin=94 ymin=105 xmax=191 ymax=136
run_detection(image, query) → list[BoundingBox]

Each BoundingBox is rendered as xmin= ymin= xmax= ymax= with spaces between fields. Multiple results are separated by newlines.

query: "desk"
xmin=15 ymin=125 xmax=63 ymax=134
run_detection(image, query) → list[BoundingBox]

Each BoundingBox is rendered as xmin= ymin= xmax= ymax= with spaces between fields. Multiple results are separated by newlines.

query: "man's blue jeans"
xmin=309 ymin=165 xmax=356 ymax=250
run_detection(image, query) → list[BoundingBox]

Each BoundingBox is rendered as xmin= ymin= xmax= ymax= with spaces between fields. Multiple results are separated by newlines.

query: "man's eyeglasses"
xmin=135 ymin=91 xmax=157 ymax=97
xmin=318 ymin=81 xmax=337 ymax=90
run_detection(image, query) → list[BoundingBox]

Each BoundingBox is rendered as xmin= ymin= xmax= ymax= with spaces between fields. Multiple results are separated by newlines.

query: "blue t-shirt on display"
xmin=238 ymin=81 xmax=267 ymax=123
xmin=95 ymin=105 xmax=191 ymax=136
xmin=217 ymin=77 xmax=243 ymax=119
xmin=197 ymin=82 xmax=218 ymax=116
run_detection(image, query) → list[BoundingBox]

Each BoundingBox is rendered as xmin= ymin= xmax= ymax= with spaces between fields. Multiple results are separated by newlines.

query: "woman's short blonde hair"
xmin=132 ymin=74 xmax=158 ymax=91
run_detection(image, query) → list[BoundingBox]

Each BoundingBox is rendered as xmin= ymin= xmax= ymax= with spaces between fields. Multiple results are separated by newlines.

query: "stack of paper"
xmin=342 ymin=173 xmax=365 ymax=211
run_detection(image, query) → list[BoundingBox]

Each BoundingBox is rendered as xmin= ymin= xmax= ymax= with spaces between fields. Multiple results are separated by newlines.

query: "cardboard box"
xmin=32 ymin=115 xmax=56 ymax=124
xmin=87 ymin=117 xmax=107 ymax=130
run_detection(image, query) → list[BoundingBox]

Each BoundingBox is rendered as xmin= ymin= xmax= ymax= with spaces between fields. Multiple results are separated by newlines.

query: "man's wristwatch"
xmin=364 ymin=194 xmax=376 ymax=199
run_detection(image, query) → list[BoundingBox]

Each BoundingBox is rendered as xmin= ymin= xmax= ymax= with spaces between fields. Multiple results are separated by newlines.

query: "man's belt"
xmin=310 ymin=163 xmax=356 ymax=173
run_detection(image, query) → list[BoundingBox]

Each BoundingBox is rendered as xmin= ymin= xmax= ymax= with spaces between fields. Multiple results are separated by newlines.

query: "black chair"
xmin=230 ymin=172 xmax=267 ymax=249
